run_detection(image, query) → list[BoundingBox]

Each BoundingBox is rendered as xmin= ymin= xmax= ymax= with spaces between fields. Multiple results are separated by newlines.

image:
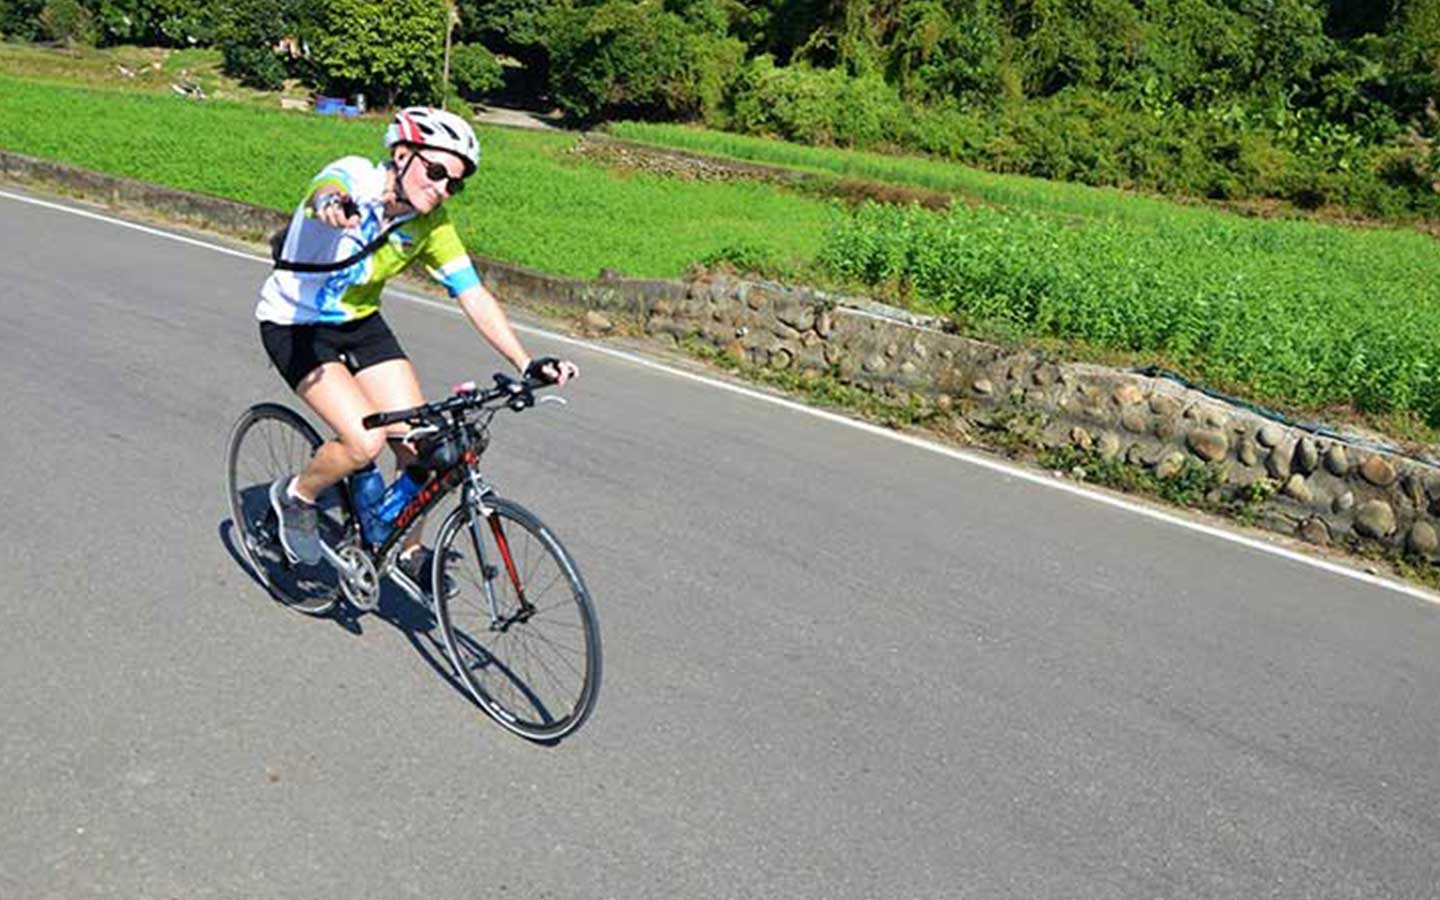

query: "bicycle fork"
xmin=464 ymin=478 xmax=534 ymax=631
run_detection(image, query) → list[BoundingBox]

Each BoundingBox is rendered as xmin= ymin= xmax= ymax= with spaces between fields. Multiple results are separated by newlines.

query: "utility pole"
xmin=441 ymin=0 xmax=459 ymax=109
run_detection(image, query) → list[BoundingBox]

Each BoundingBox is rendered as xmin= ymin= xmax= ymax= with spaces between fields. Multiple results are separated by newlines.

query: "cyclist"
xmin=255 ymin=106 xmax=577 ymax=587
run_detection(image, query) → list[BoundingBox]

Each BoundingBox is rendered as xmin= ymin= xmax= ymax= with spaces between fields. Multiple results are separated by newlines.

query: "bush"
xmin=726 ymin=56 xmax=907 ymax=147
xmin=39 ymin=0 xmax=97 ymax=46
xmin=899 ymin=100 xmax=996 ymax=161
xmin=223 ymin=45 xmax=286 ymax=90
xmin=218 ymin=0 xmax=293 ymax=91
xmin=0 ymin=0 xmax=46 ymax=41
xmin=544 ymin=0 xmax=743 ymax=123
xmin=449 ymin=42 xmax=503 ymax=100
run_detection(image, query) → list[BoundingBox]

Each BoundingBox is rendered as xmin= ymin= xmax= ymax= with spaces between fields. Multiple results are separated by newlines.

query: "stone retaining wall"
xmin=633 ymin=271 xmax=1440 ymax=559
xmin=6 ymin=150 xmax=1435 ymax=561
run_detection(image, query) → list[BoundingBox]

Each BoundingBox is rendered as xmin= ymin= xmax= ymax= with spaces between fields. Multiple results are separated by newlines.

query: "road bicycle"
xmin=225 ymin=374 xmax=601 ymax=741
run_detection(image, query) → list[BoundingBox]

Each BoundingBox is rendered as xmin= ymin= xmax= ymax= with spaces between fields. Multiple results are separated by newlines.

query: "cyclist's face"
xmin=397 ymin=146 xmax=466 ymax=213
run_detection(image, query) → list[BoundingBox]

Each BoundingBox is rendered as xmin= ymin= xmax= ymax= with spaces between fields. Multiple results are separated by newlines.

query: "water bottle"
xmin=350 ymin=463 xmax=388 ymax=545
xmin=375 ymin=467 xmax=429 ymax=532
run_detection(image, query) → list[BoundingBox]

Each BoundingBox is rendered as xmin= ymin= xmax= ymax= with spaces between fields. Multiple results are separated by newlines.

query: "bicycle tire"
xmin=225 ymin=403 xmax=349 ymax=616
xmin=433 ymin=497 xmax=602 ymax=741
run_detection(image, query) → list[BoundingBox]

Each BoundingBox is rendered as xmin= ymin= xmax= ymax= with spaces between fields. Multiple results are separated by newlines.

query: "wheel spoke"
xmin=227 ymin=407 xmax=339 ymax=616
xmin=436 ymin=501 xmax=598 ymax=740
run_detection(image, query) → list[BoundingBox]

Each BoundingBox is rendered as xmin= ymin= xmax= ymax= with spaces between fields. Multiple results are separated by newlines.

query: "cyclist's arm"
xmin=420 ymin=219 xmax=532 ymax=373
xmin=455 ymin=283 xmax=532 ymax=374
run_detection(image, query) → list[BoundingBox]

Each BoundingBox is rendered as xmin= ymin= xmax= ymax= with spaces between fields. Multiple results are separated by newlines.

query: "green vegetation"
xmin=513 ymin=1 xmax=1440 ymax=222
xmin=607 ymin=120 xmax=1262 ymax=226
xmin=0 ymin=41 xmax=296 ymax=103
xmin=0 ymin=74 xmax=832 ymax=279
xmin=448 ymin=42 xmax=502 ymax=101
xmin=6 ymin=2 xmax=1438 ymax=220
xmin=606 ymin=123 xmax=1440 ymax=431
xmin=305 ymin=0 xmax=448 ymax=108
xmin=1038 ymin=445 xmax=1229 ymax=511
xmin=819 ymin=200 xmax=1440 ymax=424
xmin=544 ymin=1 xmax=743 ymax=122
xmin=216 ymin=0 xmax=290 ymax=90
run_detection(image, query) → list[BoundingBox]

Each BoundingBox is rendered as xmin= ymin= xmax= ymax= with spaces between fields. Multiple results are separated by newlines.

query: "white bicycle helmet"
xmin=384 ymin=106 xmax=480 ymax=176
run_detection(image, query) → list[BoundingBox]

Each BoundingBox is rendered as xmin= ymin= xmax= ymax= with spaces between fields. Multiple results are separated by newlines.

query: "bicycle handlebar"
xmin=361 ymin=373 xmax=553 ymax=430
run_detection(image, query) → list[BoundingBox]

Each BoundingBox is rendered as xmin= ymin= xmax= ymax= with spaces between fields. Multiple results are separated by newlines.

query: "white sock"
xmin=287 ymin=478 xmax=316 ymax=507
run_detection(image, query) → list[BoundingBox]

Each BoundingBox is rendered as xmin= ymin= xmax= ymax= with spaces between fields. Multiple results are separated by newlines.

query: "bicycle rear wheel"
xmin=434 ymin=497 xmax=601 ymax=741
xmin=226 ymin=403 xmax=350 ymax=616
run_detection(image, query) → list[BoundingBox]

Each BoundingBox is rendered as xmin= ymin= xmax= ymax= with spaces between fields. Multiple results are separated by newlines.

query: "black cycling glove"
xmin=523 ymin=357 xmax=562 ymax=384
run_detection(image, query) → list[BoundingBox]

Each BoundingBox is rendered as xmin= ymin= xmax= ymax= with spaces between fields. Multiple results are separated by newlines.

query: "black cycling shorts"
xmin=259 ymin=313 xmax=408 ymax=391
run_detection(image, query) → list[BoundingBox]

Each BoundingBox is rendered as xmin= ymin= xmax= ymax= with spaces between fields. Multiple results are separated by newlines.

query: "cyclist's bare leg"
xmin=354 ymin=359 xmax=426 ymax=554
xmin=291 ymin=363 xmax=386 ymax=502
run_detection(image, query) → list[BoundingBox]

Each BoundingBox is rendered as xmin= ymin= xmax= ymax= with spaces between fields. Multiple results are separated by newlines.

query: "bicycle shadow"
xmin=218 ymin=515 xmax=564 ymax=745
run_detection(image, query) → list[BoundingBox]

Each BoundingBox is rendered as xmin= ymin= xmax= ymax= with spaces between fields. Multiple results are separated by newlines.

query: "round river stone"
xmin=1354 ymin=500 xmax=1397 ymax=539
xmin=1186 ymin=429 xmax=1228 ymax=462
xmin=1360 ymin=455 xmax=1397 ymax=487
xmin=1408 ymin=521 xmax=1439 ymax=556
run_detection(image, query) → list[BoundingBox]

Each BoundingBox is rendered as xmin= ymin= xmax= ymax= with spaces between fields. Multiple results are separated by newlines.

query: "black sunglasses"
xmin=413 ymin=151 xmax=465 ymax=195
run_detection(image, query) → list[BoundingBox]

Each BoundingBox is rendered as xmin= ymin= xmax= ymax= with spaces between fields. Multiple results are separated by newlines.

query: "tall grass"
xmin=821 ymin=202 xmax=1440 ymax=422
xmin=608 ymin=120 xmax=1233 ymax=228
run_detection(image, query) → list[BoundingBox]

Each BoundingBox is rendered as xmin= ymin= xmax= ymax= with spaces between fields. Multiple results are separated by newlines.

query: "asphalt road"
xmin=3 ymin=186 xmax=1439 ymax=900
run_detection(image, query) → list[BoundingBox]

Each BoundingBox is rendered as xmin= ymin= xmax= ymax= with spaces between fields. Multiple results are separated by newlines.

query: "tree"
xmin=305 ymin=0 xmax=449 ymax=107
xmin=544 ymin=0 xmax=743 ymax=121
xmin=39 ymin=0 xmax=98 ymax=45
xmin=0 ymin=0 xmax=48 ymax=40
xmin=217 ymin=0 xmax=297 ymax=90
xmin=449 ymin=41 xmax=503 ymax=99
xmin=460 ymin=0 xmax=549 ymax=49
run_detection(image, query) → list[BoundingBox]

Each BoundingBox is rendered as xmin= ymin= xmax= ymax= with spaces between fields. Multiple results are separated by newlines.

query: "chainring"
xmin=337 ymin=544 xmax=381 ymax=612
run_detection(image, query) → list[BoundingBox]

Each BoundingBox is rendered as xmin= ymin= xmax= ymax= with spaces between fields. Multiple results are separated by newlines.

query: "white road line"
xmin=5 ymin=185 xmax=1437 ymax=606
xmin=0 ymin=188 xmax=266 ymax=262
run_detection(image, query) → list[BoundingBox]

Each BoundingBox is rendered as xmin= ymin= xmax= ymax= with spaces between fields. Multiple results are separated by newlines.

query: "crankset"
xmin=335 ymin=543 xmax=380 ymax=612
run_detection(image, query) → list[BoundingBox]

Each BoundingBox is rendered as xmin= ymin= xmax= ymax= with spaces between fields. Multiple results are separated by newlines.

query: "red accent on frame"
xmin=489 ymin=517 xmax=527 ymax=606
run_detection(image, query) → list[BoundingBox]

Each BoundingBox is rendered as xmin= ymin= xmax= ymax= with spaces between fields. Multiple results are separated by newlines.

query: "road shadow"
xmin=219 ymin=515 xmax=565 ymax=745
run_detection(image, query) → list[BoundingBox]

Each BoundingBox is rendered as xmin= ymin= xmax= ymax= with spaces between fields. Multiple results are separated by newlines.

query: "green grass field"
xmin=0 ymin=73 xmax=834 ymax=279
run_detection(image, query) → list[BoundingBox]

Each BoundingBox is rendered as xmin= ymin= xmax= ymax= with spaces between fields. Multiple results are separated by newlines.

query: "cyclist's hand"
xmin=314 ymin=191 xmax=360 ymax=230
xmin=524 ymin=357 xmax=578 ymax=386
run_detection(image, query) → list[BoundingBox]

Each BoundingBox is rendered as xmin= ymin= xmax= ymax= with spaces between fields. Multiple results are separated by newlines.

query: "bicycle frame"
xmin=308 ymin=375 xmax=554 ymax=613
xmin=372 ymin=447 xmax=482 ymax=559
xmin=327 ymin=441 xmax=523 ymax=626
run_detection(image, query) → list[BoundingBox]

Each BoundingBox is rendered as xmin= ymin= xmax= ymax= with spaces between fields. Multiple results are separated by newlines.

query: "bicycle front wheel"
xmin=225 ymin=403 xmax=349 ymax=616
xmin=434 ymin=497 xmax=602 ymax=741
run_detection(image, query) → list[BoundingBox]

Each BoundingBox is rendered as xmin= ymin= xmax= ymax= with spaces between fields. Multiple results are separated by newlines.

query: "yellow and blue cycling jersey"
xmin=256 ymin=156 xmax=481 ymax=325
